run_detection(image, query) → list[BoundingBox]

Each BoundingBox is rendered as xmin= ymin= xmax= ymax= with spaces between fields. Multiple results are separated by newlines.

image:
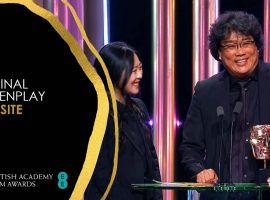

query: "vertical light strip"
xmin=71 ymin=0 xmax=84 ymax=47
xmin=49 ymin=1 xmax=84 ymax=47
xmin=208 ymin=0 xmax=219 ymax=76
xmin=43 ymin=0 xmax=53 ymax=12
xmin=68 ymin=0 xmax=85 ymax=48
xmin=192 ymin=0 xmax=219 ymax=89
xmin=79 ymin=0 xmax=84 ymax=47
xmin=64 ymin=4 xmax=69 ymax=29
xmin=153 ymin=0 xmax=175 ymax=199
xmin=53 ymin=0 xmax=58 ymax=17
xmin=193 ymin=0 xmax=200 ymax=90
xmin=103 ymin=0 xmax=109 ymax=44
xmin=264 ymin=0 xmax=270 ymax=62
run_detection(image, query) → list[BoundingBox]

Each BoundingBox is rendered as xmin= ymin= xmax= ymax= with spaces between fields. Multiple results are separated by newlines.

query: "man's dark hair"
xmin=209 ymin=11 xmax=263 ymax=61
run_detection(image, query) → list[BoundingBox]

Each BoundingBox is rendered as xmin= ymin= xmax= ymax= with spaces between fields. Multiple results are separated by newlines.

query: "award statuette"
xmin=250 ymin=125 xmax=270 ymax=166
xmin=250 ymin=125 xmax=270 ymax=183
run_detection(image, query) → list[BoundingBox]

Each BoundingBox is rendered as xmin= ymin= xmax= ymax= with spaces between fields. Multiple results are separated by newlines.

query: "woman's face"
xmin=123 ymin=53 xmax=143 ymax=95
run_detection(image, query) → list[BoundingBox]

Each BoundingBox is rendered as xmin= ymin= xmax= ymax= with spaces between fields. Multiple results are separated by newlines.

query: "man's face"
xmin=218 ymin=32 xmax=259 ymax=78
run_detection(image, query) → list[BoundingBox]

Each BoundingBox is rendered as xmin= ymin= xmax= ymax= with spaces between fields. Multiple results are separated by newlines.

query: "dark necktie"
xmin=237 ymin=79 xmax=251 ymax=128
xmin=231 ymin=80 xmax=248 ymax=183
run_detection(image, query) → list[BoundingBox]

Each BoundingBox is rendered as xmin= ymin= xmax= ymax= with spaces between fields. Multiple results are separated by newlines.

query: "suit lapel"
xmin=217 ymin=62 xmax=270 ymax=124
xmin=258 ymin=61 xmax=270 ymax=124
xmin=217 ymin=71 xmax=230 ymax=123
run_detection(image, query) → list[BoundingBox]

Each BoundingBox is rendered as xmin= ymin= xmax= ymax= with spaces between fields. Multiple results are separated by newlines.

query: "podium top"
xmin=131 ymin=182 xmax=270 ymax=191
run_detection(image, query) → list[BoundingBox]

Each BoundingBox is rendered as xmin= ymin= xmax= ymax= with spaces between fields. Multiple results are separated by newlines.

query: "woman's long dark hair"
xmin=94 ymin=42 xmax=151 ymax=144
xmin=94 ymin=41 xmax=137 ymax=94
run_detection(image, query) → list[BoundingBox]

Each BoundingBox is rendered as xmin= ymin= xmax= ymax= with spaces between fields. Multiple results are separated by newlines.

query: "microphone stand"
xmin=229 ymin=101 xmax=243 ymax=184
xmin=217 ymin=112 xmax=224 ymax=183
xmin=229 ymin=117 xmax=235 ymax=184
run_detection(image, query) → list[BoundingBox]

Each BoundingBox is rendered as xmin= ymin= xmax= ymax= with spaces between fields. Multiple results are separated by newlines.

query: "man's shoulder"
xmin=196 ymin=71 xmax=226 ymax=89
xmin=260 ymin=61 xmax=270 ymax=70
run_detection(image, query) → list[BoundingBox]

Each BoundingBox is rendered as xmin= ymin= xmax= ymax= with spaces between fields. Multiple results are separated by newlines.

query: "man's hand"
xmin=267 ymin=177 xmax=270 ymax=185
xmin=196 ymin=168 xmax=218 ymax=184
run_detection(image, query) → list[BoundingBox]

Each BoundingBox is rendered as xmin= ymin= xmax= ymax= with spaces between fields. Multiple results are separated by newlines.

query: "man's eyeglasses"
xmin=220 ymin=40 xmax=255 ymax=52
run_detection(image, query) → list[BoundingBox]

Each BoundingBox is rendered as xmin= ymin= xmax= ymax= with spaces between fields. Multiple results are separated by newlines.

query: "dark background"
xmin=0 ymin=3 xmax=97 ymax=199
xmin=109 ymin=0 xmax=264 ymax=199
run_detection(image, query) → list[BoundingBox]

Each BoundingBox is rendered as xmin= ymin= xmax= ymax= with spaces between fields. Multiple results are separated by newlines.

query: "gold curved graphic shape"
xmin=0 ymin=0 xmax=118 ymax=200
xmin=60 ymin=1 xmax=119 ymax=200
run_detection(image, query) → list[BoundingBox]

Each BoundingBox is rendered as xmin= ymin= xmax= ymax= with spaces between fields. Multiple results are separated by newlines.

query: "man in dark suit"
xmin=180 ymin=11 xmax=270 ymax=199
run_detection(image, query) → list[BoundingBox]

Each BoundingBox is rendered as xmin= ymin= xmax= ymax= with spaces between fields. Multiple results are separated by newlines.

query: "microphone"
xmin=217 ymin=106 xmax=224 ymax=118
xmin=217 ymin=106 xmax=224 ymax=183
xmin=229 ymin=101 xmax=243 ymax=183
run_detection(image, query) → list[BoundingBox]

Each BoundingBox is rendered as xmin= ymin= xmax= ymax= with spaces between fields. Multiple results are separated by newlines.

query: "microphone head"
xmin=233 ymin=101 xmax=243 ymax=115
xmin=216 ymin=106 xmax=224 ymax=118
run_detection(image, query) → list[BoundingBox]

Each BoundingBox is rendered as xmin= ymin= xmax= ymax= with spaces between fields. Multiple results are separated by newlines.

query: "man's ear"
xmin=218 ymin=50 xmax=222 ymax=60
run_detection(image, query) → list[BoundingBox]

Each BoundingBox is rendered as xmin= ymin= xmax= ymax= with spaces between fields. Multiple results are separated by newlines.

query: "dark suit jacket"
xmin=85 ymin=98 xmax=162 ymax=200
xmin=180 ymin=61 xmax=270 ymax=182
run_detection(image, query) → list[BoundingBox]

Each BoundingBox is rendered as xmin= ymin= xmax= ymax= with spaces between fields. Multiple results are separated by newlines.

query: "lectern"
xmin=132 ymin=182 xmax=270 ymax=200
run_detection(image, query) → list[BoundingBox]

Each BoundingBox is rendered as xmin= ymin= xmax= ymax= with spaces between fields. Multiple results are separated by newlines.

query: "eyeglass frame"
xmin=220 ymin=40 xmax=255 ymax=52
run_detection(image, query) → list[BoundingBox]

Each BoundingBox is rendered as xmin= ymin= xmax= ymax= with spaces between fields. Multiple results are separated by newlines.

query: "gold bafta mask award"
xmin=250 ymin=125 xmax=270 ymax=169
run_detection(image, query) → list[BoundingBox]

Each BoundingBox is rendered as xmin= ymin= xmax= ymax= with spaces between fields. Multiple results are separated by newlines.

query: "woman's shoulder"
xmin=130 ymin=97 xmax=150 ymax=122
xmin=130 ymin=97 xmax=148 ymax=112
xmin=131 ymin=97 xmax=144 ymax=106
